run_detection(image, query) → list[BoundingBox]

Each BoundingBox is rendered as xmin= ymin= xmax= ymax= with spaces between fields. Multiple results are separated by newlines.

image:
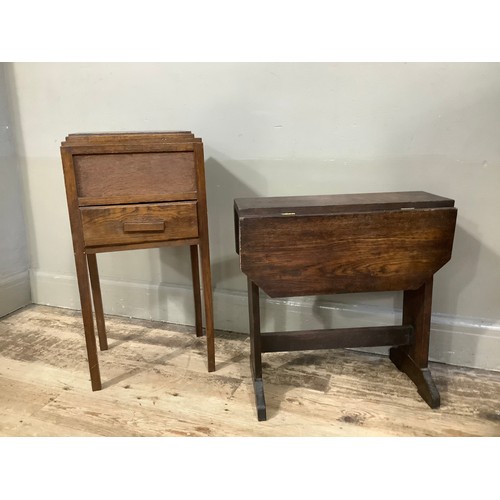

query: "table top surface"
xmin=235 ymin=191 xmax=457 ymax=297
xmin=234 ymin=191 xmax=454 ymax=217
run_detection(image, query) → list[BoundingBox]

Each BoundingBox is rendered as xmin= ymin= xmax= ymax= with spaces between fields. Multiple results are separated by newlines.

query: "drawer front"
xmin=81 ymin=202 xmax=199 ymax=247
xmin=74 ymin=152 xmax=197 ymax=205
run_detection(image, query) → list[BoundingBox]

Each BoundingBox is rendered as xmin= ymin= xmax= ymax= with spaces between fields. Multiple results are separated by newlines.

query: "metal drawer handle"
xmin=123 ymin=219 xmax=165 ymax=232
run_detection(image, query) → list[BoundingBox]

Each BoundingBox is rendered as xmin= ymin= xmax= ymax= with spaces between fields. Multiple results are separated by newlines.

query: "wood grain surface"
xmin=235 ymin=191 xmax=455 ymax=216
xmin=81 ymin=201 xmax=199 ymax=247
xmin=238 ymin=208 xmax=457 ymax=297
xmin=1 ymin=305 xmax=498 ymax=437
xmin=60 ymin=132 xmax=216 ymax=387
xmin=74 ymin=152 xmax=197 ymax=204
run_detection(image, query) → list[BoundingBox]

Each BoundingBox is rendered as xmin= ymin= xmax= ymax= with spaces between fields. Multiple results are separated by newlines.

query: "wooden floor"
xmin=0 ymin=304 xmax=499 ymax=437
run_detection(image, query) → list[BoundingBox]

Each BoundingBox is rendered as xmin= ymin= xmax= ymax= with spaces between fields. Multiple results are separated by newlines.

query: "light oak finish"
xmin=61 ymin=132 xmax=215 ymax=392
xmin=0 ymin=305 xmax=498 ymax=437
xmin=74 ymin=152 xmax=197 ymax=204
xmin=80 ymin=201 xmax=199 ymax=247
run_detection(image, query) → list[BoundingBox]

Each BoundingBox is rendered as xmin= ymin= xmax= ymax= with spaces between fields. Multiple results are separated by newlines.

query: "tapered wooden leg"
xmin=390 ymin=277 xmax=440 ymax=408
xmin=74 ymin=250 xmax=102 ymax=391
xmin=87 ymin=253 xmax=108 ymax=351
xmin=248 ymin=278 xmax=266 ymax=421
xmin=190 ymin=245 xmax=203 ymax=337
xmin=199 ymin=240 xmax=215 ymax=372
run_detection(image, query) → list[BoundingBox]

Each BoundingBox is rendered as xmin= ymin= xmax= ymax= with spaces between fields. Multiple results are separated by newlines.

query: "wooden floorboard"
xmin=0 ymin=304 xmax=499 ymax=436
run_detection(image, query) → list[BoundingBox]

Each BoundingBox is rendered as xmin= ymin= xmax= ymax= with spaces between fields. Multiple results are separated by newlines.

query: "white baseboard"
xmin=30 ymin=270 xmax=500 ymax=372
xmin=0 ymin=270 xmax=31 ymax=317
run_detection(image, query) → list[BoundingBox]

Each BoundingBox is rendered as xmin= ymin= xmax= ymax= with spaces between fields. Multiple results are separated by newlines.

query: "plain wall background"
xmin=5 ymin=62 xmax=500 ymax=370
xmin=0 ymin=63 xmax=30 ymax=316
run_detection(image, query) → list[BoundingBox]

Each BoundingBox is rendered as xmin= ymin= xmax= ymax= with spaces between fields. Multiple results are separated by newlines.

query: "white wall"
xmin=0 ymin=63 xmax=30 ymax=316
xmin=7 ymin=62 xmax=500 ymax=370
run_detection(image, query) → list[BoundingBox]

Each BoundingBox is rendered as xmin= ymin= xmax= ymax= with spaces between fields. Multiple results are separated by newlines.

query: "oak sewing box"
xmin=61 ymin=131 xmax=215 ymax=391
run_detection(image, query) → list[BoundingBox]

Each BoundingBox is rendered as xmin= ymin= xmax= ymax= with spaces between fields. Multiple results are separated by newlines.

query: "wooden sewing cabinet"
xmin=61 ymin=131 xmax=215 ymax=391
xmin=234 ymin=191 xmax=457 ymax=421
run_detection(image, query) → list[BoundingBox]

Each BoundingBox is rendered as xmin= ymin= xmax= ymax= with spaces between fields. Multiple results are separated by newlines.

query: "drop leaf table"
xmin=234 ymin=191 xmax=457 ymax=421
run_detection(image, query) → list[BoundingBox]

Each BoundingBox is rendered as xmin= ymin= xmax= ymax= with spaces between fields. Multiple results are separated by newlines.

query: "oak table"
xmin=234 ymin=191 xmax=457 ymax=421
xmin=61 ymin=131 xmax=215 ymax=391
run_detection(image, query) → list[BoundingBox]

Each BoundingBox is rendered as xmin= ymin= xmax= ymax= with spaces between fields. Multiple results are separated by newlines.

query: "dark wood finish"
xmin=234 ymin=191 xmax=455 ymax=216
xmin=403 ymin=277 xmax=433 ymax=368
xmin=260 ymin=325 xmax=412 ymax=353
xmin=248 ymin=279 xmax=266 ymax=421
xmin=389 ymin=277 xmax=440 ymax=407
xmin=61 ymin=132 xmax=215 ymax=391
xmin=234 ymin=190 xmax=456 ymax=264
xmin=390 ymin=345 xmax=440 ymax=408
xmin=235 ymin=192 xmax=457 ymax=420
xmin=237 ymin=207 xmax=456 ymax=298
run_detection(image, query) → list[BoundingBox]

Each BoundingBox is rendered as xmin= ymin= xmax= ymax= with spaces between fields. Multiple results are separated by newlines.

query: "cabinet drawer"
xmin=81 ymin=202 xmax=199 ymax=247
xmin=74 ymin=152 xmax=197 ymax=205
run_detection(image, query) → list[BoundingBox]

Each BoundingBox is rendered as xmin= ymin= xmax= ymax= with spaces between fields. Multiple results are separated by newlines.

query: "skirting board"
xmin=0 ymin=270 xmax=31 ymax=317
xmin=30 ymin=270 xmax=500 ymax=372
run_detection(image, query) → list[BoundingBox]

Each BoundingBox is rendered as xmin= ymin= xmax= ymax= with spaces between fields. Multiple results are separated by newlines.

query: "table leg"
xmin=87 ymin=254 xmax=108 ymax=351
xmin=190 ymin=245 xmax=203 ymax=337
xmin=199 ymin=239 xmax=216 ymax=372
xmin=389 ymin=277 xmax=440 ymax=408
xmin=74 ymin=250 xmax=102 ymax=391
xmin=248 ymin=278 xmax=266 ymax=421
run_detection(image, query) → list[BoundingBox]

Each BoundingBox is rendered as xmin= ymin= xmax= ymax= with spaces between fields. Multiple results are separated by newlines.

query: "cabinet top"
xmin=234 ymin=191 xmax=455 ymax=217
xmin=61 ymin=131 xmax=199 ymax=147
